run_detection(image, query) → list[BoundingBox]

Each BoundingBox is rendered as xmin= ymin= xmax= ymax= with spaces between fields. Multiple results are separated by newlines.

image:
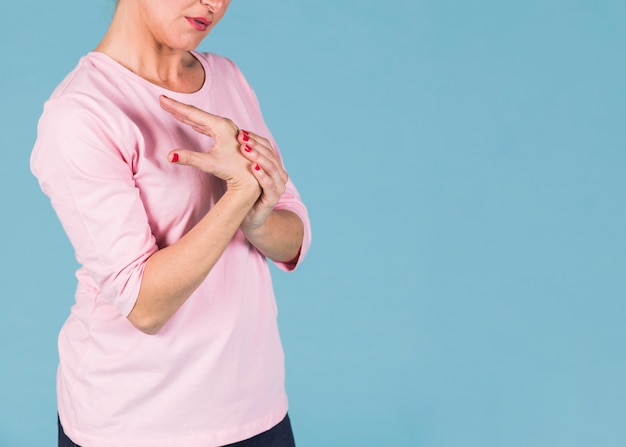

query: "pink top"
xmin=31 ymin=51 xmax=311 ymax=447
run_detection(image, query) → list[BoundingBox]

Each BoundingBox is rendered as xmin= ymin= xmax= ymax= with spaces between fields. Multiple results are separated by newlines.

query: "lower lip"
xmin=186 ymin=17 xmax=211 ymax=32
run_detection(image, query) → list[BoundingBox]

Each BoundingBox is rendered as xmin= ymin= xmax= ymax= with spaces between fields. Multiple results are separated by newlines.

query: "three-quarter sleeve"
xmin=271 ymin=177 xmax=312 ymax=271
xmin=31 ymin=96 xmax=158 ymax=317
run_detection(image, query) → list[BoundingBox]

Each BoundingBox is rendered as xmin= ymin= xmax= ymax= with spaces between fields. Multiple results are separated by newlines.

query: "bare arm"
xmin=129 ymin=187 xmax=258 ymax=335
xmin=128 ymin=96 xmax=260 ymax=335
xmin=242 ymin=209 xmax=304 ymax=264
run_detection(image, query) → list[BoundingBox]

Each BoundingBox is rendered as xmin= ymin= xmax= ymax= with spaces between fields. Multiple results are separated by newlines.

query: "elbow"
xmin=127 ymin=312 xmax=166 ymax=336
xmin=136 ymin=323 xmax=163 ymax=336
xmin=281 ymin=247 xmax=302 ymax=271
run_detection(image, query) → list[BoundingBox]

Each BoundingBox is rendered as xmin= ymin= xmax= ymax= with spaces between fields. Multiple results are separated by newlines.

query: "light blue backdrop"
xmin=1 ymin=1 xmax=625 ymax=446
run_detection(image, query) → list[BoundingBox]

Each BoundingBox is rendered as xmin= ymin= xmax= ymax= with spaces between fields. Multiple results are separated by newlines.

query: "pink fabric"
xmin=31 ymin=51 xmax=310 ymax=447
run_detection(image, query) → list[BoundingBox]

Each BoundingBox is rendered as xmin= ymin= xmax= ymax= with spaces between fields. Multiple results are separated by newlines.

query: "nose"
xmin=201 ymin=0 xmax=224 ymax=12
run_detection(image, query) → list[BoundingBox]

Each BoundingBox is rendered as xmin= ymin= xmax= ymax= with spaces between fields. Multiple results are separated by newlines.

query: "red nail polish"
xmin=254 ymin=164 xmax=261 ymax=171
xmin=242 ymin=131 xmax=250 ymax=142
xmin=172 ymin=153 xmax=179 ymax=163
xmin=244 ymin=145 xmax=252 ymax=153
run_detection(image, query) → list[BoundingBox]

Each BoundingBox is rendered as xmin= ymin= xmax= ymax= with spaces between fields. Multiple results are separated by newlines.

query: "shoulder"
xmin=37 ymin=55 xmax=124 ymax=138
xmin=33 ymin=54 xmax=143 ymax=174
xmin=39 ymin=53 xmax=145 ymax=134
xmin=47 ymin=54 xmax=117 ymax=104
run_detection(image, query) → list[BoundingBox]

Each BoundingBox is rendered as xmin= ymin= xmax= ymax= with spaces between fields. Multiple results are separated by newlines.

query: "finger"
xmin=238 ymin=131 xmax=283 ymax=170
xmin=238 ymin=130 xmax=274 ymax=152
xmin=160 ymin=95 xmax=238 ymax=138
xmin=250 ymin=163 xmax=287 ymax=205
xmin=252 ymin=156 xmax=287 ymax=192
xmin=241 ymin=144 xmax=288 ymax=185
xmin=168 ymin=148 xmax=215 ymax=172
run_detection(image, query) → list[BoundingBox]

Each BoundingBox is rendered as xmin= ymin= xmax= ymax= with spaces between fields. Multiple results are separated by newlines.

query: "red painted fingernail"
xmin=242 ymin=131 xmax=250 ymax=142
xmin=244 ymin=145 xmax=252 ymax=153
xmin=254 ymin=164 xmax=261 ymax=171
xmin=172 ymin=153 xmax=179 ymax=163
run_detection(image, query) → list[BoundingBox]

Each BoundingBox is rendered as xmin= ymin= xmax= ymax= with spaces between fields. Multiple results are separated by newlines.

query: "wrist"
xmin=226 ymin=175 xmax=261 ymax=202
xmin=240 ymin=214 xmax=269 ymax=240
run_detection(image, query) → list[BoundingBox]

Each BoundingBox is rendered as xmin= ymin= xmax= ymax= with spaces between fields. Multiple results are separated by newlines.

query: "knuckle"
xmin=220 ymin=118 xmax=237 ymax=132
xmin=182 ymin=150 xmax=201 ymax=165
xmin=263 ymin=163 xmax=276 ymax=175
xmin=177 ymin=151 xmax=191 ymax=164
xmin=181 ymin=102 xmax=197 ymax=116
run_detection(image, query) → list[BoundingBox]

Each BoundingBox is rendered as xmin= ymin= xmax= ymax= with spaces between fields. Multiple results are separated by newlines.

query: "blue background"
xmin=1 ymin=1 xmax=625 ymax=446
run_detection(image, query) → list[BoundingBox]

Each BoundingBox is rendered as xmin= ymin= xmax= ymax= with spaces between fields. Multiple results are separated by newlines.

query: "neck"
xmin=94 ymin=3 xmax=204 ymax=93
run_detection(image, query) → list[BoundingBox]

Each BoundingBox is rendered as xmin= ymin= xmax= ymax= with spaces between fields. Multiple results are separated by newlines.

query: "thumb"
xmin=168 ymin=149 xmax=212 ymax=170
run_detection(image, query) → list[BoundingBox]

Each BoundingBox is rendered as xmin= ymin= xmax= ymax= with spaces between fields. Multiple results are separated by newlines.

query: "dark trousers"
xmin=58 ymin=413 xmax=296 ymax=447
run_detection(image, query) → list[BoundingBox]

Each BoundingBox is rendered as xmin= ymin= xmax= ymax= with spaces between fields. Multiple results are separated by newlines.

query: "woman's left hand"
xmin=237 ymin=130 xmax=289 ymax=233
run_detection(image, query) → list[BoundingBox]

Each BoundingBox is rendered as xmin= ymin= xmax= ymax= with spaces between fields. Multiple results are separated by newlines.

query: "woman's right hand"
xmin=159 ymin=95 xmax=260 ymax=196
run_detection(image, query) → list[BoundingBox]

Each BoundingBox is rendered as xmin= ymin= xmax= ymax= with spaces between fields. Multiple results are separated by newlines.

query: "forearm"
xmin=242 ymin=209 xmax=304 ymax=265
xmin=128 ymin=187 xmax=258 ymax=335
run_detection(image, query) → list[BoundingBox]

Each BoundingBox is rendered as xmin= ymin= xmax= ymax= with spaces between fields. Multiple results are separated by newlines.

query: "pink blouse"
xmin=31 ymin=51 xmax=311 ymax=447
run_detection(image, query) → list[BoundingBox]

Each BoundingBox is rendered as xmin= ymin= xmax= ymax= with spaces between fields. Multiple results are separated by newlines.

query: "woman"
xmin=30 ymin=0 xmax=311 ymax=446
